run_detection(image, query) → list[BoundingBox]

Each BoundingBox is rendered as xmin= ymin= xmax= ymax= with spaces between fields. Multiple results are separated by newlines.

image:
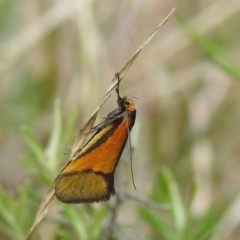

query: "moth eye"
xmin=124 ymin=101 xmax=130 ymax=108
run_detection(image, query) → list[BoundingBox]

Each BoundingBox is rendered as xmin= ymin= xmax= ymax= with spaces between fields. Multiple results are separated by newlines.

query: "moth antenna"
xmin=115 ymin=72 xmax=136 ymax=189
xmin=115 ymin=73 xmax=122 ymax=109
xmin=126 ymin=111 xmax=137 ymax=190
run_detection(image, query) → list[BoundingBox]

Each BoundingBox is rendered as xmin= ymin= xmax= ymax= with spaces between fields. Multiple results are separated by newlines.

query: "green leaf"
xmin=177 ymin=17 xmax=240 ymax=81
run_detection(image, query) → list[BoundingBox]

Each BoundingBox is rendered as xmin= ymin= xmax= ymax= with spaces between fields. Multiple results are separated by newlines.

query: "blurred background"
xmin=1 ymin=0 xmax=240 ymax=239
